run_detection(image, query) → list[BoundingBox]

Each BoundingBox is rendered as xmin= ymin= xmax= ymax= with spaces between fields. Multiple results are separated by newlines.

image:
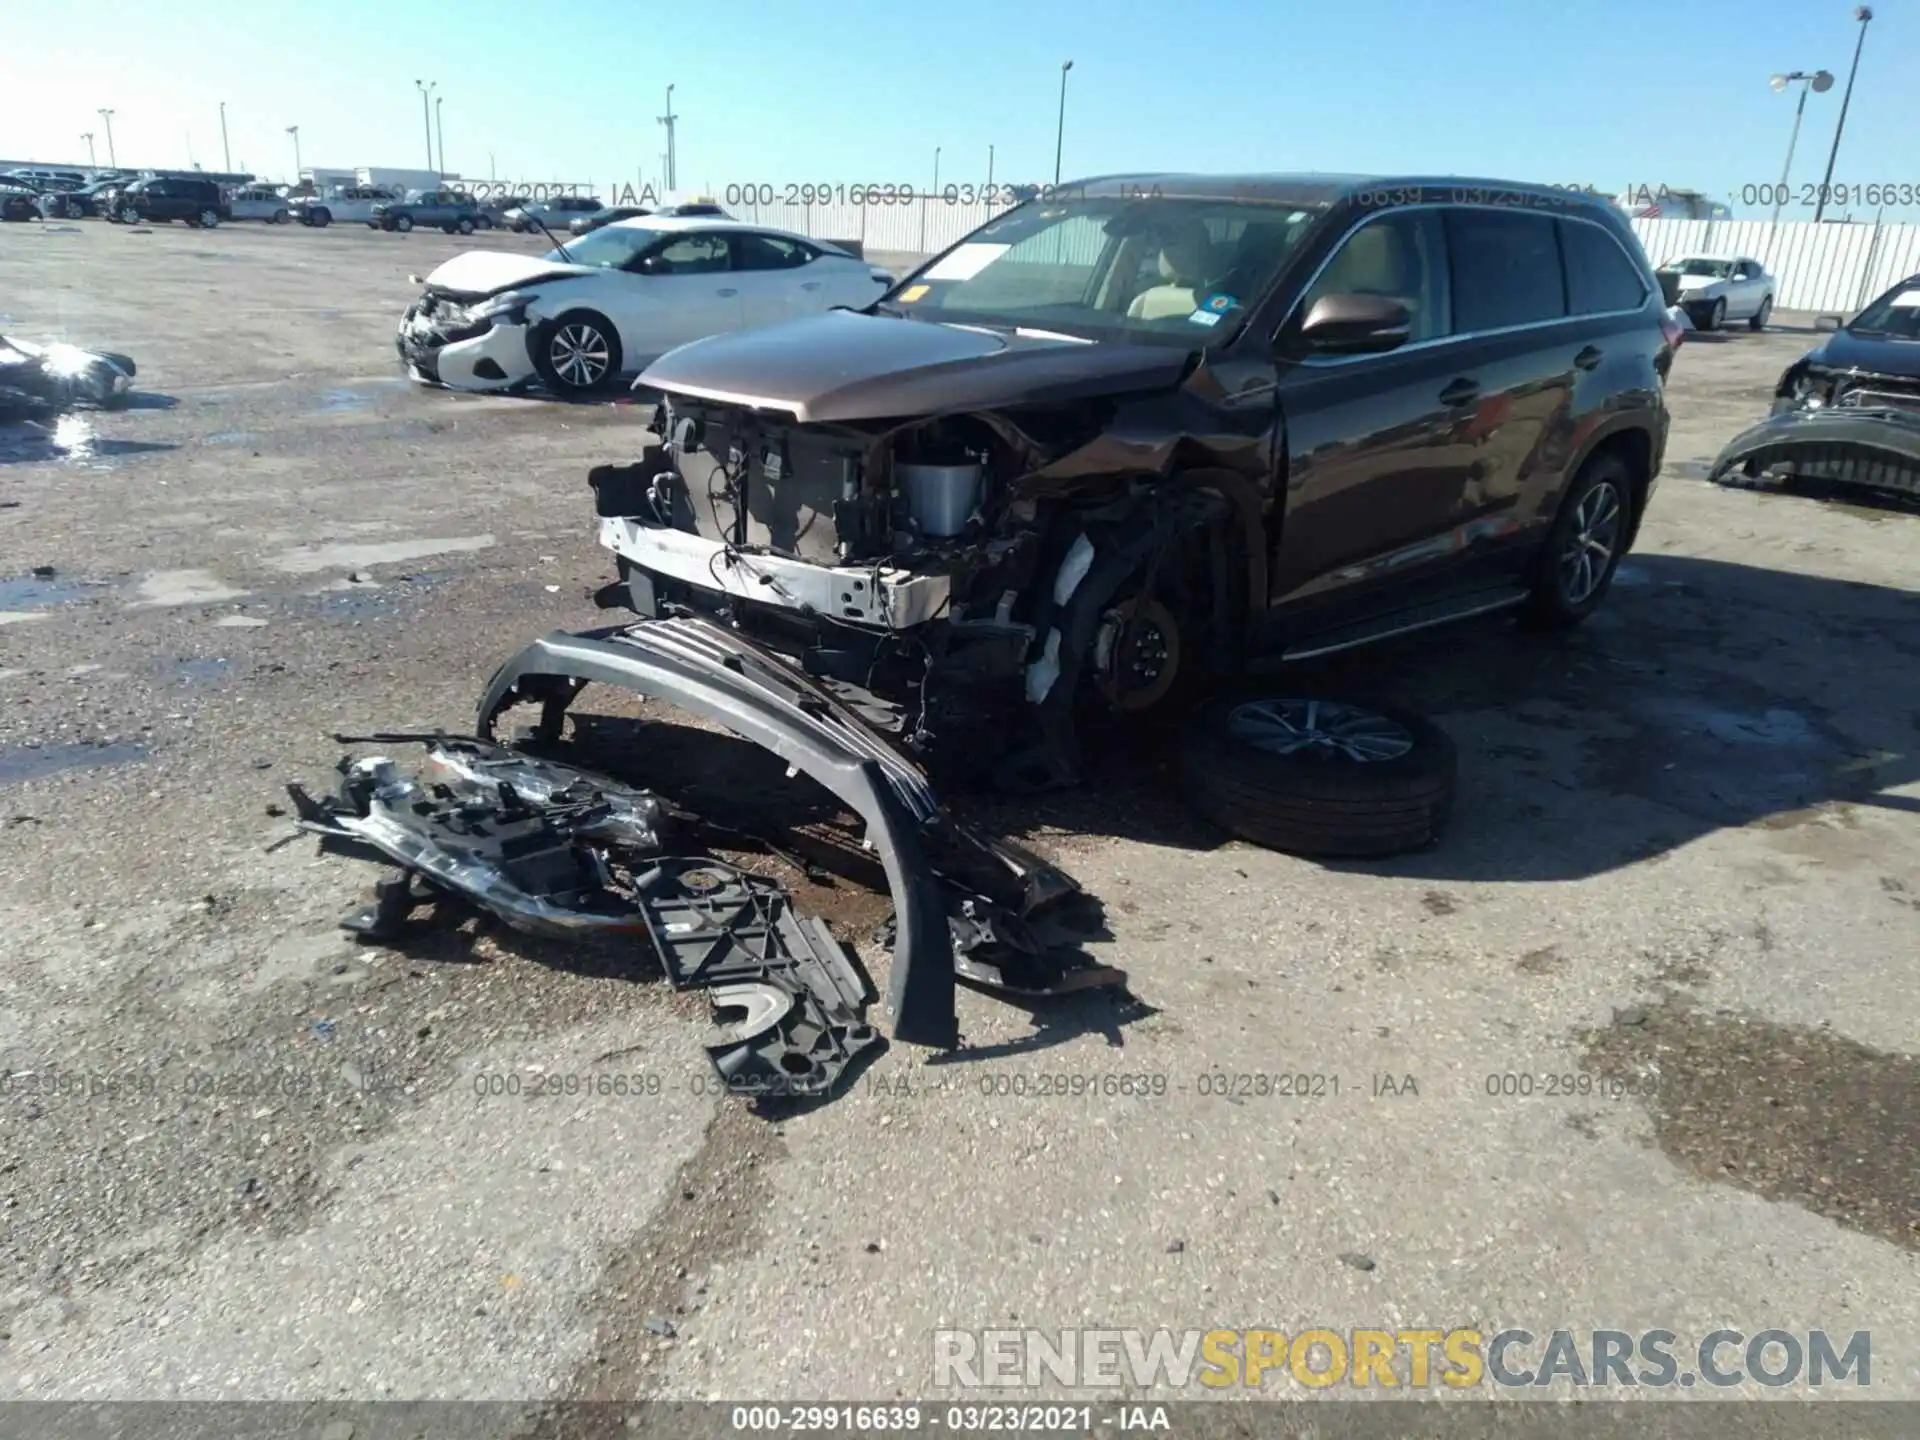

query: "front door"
xmin=615 ymin=231 xmax=744 ymax=358
xmin=1268 ymin=207 xmax=1487 ymax=621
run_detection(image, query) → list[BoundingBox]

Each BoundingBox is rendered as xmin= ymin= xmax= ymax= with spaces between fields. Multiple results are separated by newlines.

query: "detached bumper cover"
xmin=1708 ymin=406 xmax=1920 ymax=500
xmin=476 ymin=616 xmax=1104 ymax=1049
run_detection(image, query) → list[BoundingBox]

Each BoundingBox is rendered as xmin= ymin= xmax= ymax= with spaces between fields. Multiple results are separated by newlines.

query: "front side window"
xmin=892 ymin=195 xmax=1324 ymax=344
xmin=644 ymin=233 xmax=731 ymax=274
xmin=1447 ymin=208 xmax=1567 ymax=332
xmin=1296 ymin=210 xmax=1450 ymax=343
xmin=1673 ymin=257 xmax=1733 ymax=278
xmin=540 ymin=226 xmax=662 ymax=270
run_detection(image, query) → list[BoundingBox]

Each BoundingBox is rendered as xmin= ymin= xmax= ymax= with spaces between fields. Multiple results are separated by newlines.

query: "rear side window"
xmin=1559 ymin=219 xmax=1648 ymax=314
xmin=1446 ymin=209 xmax=1567 ymax=332
xmin=733 ymin=232 xmax=813 ymax=270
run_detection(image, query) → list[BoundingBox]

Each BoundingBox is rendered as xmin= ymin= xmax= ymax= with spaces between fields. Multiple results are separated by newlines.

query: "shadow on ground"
xmin=973 ymin=552 xmax=1920 ymax=882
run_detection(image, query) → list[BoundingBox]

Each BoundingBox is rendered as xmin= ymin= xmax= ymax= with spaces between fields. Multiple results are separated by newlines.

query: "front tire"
xmin=455 ymin=216 xmax=475 ymax=235
xmin=117 ymin=204 xmax=139 ymax=224
xmin=393 ymin=213 xmax=413 ymax=233
xmin=197 ymin=208 xmax=221 ymax=228
xmin=532 ymin=310 xmax=622 ymax=394
xmin=309 ymin=208 xmax=332 ymax=227
xmin=1179 ymin=696 xmax=1456 ymax=858
xmin=1523 ymin=451 xmax=1633 ymax=629
xmin=1698 ymin=297 xmax=1725 ymax=331
xmin=1748 ymin=295 xmax=1772 ymax=332
xmin=272 ymin=209 xmax=291 ymax=225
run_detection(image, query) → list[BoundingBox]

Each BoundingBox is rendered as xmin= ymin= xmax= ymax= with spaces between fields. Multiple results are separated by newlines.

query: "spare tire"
xmin=1178 ymin=695 xmax=1456 ymax=857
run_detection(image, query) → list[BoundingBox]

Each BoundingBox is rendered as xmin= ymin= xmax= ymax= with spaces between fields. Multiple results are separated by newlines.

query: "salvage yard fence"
xmin=579 ymin=186 xmax=1920 ymax=318
xmin=1630 ymin=217 xmax=1920 ymax=314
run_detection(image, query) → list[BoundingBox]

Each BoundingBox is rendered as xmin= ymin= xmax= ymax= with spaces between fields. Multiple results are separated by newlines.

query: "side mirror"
xmin=1287 ymin=293 xmax=1413 ymax=357
xmin=638 ymin=255 xmax=666 ymax=275
xmin=1814 ymin=314 xmax=1843 ymax=332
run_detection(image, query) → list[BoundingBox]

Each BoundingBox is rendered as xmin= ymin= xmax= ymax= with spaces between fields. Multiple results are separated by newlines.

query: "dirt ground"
xmin=1 ymin=221 xmax=1915 ymax=1418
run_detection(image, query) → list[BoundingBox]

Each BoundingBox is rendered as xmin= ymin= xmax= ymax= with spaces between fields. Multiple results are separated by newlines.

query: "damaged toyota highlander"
xmin=588 ymin=174 xmax=1675 ymax=791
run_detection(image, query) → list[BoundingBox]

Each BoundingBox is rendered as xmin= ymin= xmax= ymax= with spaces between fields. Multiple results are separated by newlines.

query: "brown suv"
xmin=587 ymin=174 xmax=1677 ymax=795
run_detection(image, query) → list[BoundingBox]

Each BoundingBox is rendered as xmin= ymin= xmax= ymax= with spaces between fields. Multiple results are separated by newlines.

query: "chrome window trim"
xmin=1280 ymin=201 xmax=1655 ymax=369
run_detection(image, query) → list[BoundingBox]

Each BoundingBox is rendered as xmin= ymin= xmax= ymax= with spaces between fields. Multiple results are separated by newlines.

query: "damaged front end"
xmin=1709 ymin=402 xmax=1920 ymax=504
xmin=290 ymin=614 xmax=1115 ymax=1087
xmin=0 ymin=335 xmax=136 ymax=421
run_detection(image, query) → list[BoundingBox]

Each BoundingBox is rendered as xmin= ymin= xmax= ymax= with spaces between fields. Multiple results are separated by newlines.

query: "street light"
xmin=1813 ymin=6 xmax=1873 ymax=222
xmin=659 ymin=84 xmax=678 ymax=192
xmin=987 ymin=143 xmax=995 ymax=189
xmin=1053 ymin=60 xmax=1074 ymax=186
xmin=286 ymin=125 xmax=301 ymax=181
xmin=414 ymin=80 xmax=437 ymax=173
xmin=219 ymin=101 xmax=231 ymax=172
xmin=435 ymin=95 xmax=445 ymax=175
xmin=80 ymin=132 xmax=96 ymax=168
xmin=97 ymin=109 xmax=116 ymax=168
xmin=1768 ymin=69 xmax=1834 ymax=225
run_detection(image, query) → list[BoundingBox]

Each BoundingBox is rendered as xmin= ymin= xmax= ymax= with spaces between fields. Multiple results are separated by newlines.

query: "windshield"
xmin=889 ymin=195 xmax=1325 ymax=343
xmin=540 ymin=224 xmax=659 ymax=269
xmin=1672 ymin=258 xmax=1734 ymax=278
xmin=1849 ymin=281 xmax=1920 ymax=339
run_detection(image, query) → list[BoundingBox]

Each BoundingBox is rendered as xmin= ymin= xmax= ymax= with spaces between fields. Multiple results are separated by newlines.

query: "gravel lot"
xmin=1 ymin=221 xmax=1915 ymax=1417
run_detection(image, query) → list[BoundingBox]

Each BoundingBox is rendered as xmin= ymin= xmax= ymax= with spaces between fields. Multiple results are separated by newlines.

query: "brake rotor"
xmin=1094 ymin=596 xmax=1182 ymax=711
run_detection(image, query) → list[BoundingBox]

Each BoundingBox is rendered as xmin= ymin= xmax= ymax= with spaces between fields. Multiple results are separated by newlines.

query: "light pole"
xmin=987 ymin=144 xmax=995 ymax=189
xmin=435 ymin=96 xmax=445 ymax=175
xmin=81 ymin=132 xmax=96 ymax=168
xmin=98 ymin=109 xmax=116 ymax=168
xmin=218 ymin=101 xmax=232 ymax=172
xmin=1053 ymin=60 xmax=1073 ymax=186
xmin=1813 ymin=6 xmax=1873 ymax=222
xmin=1768 ymin=70 xmax=1833 ymax=225
xmin=414 ymin=79 xmax=437 ymax=172
xmin=286 ymin=125 xmax=301 ymax=181
xmin=659 ymin=85 xmax=678 ymax=191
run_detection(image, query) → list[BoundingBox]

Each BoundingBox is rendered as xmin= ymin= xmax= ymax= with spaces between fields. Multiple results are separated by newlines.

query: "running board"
xmin=1271 ymin=588 xmax=1529 ymax=664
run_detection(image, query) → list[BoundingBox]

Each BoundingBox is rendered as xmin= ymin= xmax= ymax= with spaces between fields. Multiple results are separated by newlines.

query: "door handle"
xmin=1438 ymin=378 xmax=1480 ymax=407
xmin=800 ymin=281 xmax=822 ymax=291
xmin=1574 ymin=345 xmax=1604 ymax=371
xmin=716 ymin=287 xmax=739 ymax=297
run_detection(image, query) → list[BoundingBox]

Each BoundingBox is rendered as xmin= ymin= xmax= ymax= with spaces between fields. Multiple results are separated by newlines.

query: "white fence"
xmin=1631 ymin=217 xmax=1918 ymax=313
xmin=643 ymin=192 xmax=1920 ymax=316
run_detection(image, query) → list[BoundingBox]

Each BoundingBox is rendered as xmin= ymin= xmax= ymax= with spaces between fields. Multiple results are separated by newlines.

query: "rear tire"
xmin=1523 ymin=451 xmax=1633 ymax=629
xmin=1748 ymin=295 xmax=1772 ymax=332
xmin=272 ymin=209 xmax=291 ymax=224
xmin=1179 ymin=695 xmax=1456 ymax=858
xmin=309 ymin=208 xmax=332 ymax=227
xmin=197 ymin=208 xmax=220 ymax=228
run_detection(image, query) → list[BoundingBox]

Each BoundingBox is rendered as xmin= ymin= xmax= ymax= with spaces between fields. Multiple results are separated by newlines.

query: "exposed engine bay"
xmin=594 ymin=383 xmax=1258 ymax=791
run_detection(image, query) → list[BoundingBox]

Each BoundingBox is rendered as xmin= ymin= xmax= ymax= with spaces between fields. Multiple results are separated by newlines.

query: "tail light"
xmin=1659 ymin=312 xmax=1685 ymax=351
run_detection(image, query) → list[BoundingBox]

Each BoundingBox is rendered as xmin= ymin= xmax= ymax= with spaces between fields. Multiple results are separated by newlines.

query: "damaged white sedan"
xmin=396 ymin=216 xmax=894 ymax=396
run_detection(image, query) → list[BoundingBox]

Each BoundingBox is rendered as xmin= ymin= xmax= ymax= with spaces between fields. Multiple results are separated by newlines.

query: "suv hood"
xmin=423 ymin=251 xmax=596 ymax=300
xmin=638 ymin=309 xmax=1195 ymax=424
xmin=1806 ymin=327 xmax=1920 ymax=378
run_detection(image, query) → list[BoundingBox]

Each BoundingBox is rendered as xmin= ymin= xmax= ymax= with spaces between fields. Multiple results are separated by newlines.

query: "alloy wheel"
xmin=550 ymin=323 xmax=610 ymax=388
xmin=1226 ymin=700 xmax=1416 ymax=763
xmin=1558 ymin=479 xmax=1622 ymax=606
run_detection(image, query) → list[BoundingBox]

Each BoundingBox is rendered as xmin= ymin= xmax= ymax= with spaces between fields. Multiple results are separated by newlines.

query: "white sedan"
xmin=396 ymin=217 xmax=894 ymax=394
xmin=1657 ymin=253 xmax=1775 ymax=332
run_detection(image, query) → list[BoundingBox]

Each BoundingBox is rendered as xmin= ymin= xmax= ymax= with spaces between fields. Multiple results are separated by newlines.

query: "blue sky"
xmin=5 ymin=0 xmax=1915 ymax=218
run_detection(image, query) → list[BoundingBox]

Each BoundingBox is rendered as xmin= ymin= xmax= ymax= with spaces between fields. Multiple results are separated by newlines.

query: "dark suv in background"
xmin=594 ymin=173 xmax=1677 ymax=792
xmin=110 ymin=177 xmax=228 ymax=227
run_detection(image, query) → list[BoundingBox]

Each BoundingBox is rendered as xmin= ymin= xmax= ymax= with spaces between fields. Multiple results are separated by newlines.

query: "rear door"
xmin=1430 ymin=205 xmax=1584 ymax=576
xmin=727 ymin=231 xmax=824 ymax=325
